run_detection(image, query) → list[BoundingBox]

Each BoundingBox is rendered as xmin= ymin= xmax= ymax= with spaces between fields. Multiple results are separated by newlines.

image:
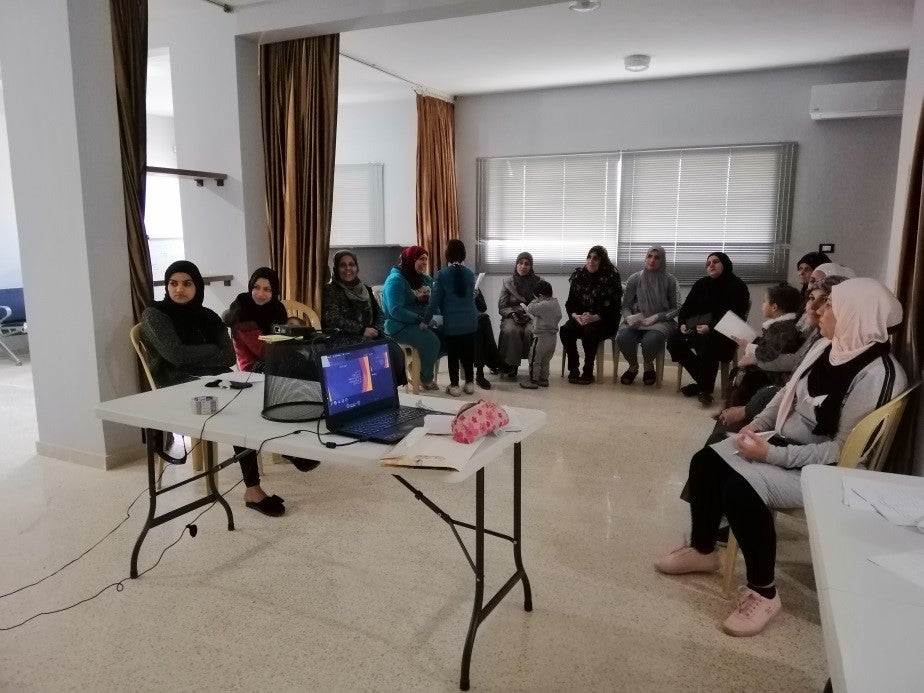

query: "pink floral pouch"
xmin=451 ymin=400 xmax=510 ymax=444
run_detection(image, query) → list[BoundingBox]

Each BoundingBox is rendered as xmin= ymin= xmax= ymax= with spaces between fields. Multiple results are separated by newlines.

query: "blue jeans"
xmin=616 ymin=327 xmax=666 ymax=370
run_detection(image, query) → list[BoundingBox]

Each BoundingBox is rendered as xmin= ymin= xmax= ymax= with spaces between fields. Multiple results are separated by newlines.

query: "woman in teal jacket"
xmin=381 ymin=246 xmax=441 ymax=389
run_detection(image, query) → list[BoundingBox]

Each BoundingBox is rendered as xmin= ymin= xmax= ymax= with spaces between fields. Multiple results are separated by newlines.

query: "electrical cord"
xmin=313 ymin=417 xmax=370 ymax=448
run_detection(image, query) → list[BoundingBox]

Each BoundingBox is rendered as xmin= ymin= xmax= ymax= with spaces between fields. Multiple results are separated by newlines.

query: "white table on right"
xmin=801 ymin=465 xmax=924 ymax=693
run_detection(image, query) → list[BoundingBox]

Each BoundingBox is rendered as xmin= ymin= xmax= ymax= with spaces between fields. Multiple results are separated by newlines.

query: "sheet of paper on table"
xmin=380 ymin=427 xmax=485 ymax=471
xmin=714 ymin=310 xmax=757 ymax=343
xmin=869 ymin=548 xmax=924 ymax=589
xmin=842 ymin=477 xmax=924 ymax=530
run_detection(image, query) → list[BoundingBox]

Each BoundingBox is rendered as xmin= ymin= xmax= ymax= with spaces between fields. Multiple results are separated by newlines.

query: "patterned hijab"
xmin=635 ymin=245 xmax=671 ymax=316
xmin=333 ymin=250 xmax=372 ymax=324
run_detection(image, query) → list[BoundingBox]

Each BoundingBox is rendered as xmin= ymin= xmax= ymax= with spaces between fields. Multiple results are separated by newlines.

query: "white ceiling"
xmin=147 ymin=0 xmax=914 ymax=113
xmin=338 ymin=0 xmax=913 ymax=98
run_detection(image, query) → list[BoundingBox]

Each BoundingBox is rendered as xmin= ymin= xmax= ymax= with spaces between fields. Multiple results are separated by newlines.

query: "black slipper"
xmin=681 ymin=384 xmax=701 ymax=397
xmin=246 ymin=496 xmax=285 ymax=517
xmin=642 ymin=370 xmax=657 ymax=386
xmin=620 ymin=369 xmax=639 ymax=385
xmin=269 ymin=494 xmax=285 ymax=504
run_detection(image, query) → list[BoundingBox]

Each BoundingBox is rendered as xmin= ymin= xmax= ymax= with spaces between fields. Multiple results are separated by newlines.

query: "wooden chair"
xmin=281 ymin=299 xmax=322 ymax=329
xmin=130 ymin=323 xmax=210 ymax=488
xmin=720 ymin=382 xmax=920 ymax=598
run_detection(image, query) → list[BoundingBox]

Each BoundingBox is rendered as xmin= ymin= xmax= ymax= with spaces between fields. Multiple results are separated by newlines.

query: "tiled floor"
xmin=0 ymin=355 xmax=827 ymax=691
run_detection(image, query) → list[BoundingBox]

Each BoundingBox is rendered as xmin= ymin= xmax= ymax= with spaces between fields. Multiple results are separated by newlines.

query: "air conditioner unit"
xmin=810 ymin=80 xmax=905 ymax=120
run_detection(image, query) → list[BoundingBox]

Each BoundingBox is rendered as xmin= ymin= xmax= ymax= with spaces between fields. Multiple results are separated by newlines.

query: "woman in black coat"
xmin=667 ymin=252 xmax=749 ymax=405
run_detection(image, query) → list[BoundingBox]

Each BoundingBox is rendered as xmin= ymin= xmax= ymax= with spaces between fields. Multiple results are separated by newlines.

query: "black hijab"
xmin=226 ymin=267 xmax=288 ymax=335
xmin=153 ymin=260 xmax=225 ymax=345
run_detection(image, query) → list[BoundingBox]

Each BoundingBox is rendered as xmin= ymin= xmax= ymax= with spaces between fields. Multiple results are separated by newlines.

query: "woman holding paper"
xmin=497 ymin=252 xmax=542 ymax=377
xmin=666 ymin=252 xmax=750 ymax=405
xmin=655 ymin=278 xmax=906 ymax=637
xmin=382 ymin=246 xmax=441 ymax=390
xmin=616 ymin=245 xmax=680 ymax=385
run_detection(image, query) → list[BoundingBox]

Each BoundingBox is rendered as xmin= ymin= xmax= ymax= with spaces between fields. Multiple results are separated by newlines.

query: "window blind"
xmin=476 ymin=143 xmax=796 ymax=282
xmin=330 ymin=163 xmax=385 ymax=246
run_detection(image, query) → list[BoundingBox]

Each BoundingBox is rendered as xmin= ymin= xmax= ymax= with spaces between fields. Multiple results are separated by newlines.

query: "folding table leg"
xmin=459 ymin=468 xmax=485 ymax=691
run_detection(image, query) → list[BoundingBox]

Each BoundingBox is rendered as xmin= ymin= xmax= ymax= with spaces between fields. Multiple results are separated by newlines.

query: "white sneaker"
xmin=462 ymin=381 xmax=475 ymax=394
xmin=446 ymin=385 xmax=462 ymax=397
xmin=654 ymin=544 xmax=719 ymax=575
xmin=722 ymin=586 xmax=782 ymax=636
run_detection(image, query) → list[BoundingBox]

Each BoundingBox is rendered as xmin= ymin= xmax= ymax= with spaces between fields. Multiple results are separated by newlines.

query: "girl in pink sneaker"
xmin=655 ymin=278 xmax=906 ymax=636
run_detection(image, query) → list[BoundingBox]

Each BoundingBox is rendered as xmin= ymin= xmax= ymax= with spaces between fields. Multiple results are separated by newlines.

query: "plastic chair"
xmin=605 ymin=336 xmax=666 ymax=387
xmin=130 ymin=323 xmax=209 ymax=488
xmin=720 ymin=382 xmax=920 ymax=598
xmin=676 ymin=353 xmax=735 ymax=398
xmin=281 ymin=300 xmax=322 ymax=329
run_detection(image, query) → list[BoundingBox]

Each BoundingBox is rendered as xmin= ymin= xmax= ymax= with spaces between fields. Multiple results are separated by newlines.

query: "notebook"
xmin=317 ymin=340 xmax=434 ymax=444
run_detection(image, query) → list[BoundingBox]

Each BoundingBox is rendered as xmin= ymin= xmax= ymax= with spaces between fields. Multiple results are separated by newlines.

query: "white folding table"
xmin=801 ymin=465 xmax=924 ymax=693
xmin=96 ymin=378 xmax=546 ymax=690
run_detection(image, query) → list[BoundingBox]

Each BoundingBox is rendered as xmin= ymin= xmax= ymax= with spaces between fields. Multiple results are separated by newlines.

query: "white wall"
xmin=336 ymin=97 xmax=418 ymax=246
xmin=0 ymin=82 xmax=21 ymax=289
xmin=456 ymin=57 xmax=907 ymax=333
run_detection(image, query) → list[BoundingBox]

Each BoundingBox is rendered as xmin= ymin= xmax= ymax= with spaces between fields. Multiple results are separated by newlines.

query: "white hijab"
xmin=813 ymin=262 xmax=856 ymax=280
xmin=774 ymin=278 xmax=901 ymax=430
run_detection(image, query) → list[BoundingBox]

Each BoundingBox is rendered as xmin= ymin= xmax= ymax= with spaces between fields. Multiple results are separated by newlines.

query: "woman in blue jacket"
xmin=381 ymin=246 xmax=441 ymax=390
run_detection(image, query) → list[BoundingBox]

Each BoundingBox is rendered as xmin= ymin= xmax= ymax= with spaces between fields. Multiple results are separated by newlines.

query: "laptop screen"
xmin=319 ymin=341 xmax=397 ymax=418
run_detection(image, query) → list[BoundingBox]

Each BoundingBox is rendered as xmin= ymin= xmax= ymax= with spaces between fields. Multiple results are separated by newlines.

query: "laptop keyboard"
xmin=346 ymin=406 xmax=432 ymax=436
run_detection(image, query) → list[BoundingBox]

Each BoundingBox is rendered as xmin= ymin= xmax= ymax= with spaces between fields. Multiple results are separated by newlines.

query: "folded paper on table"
xmin=713 ymin=311 xmax=757 ymax=343
xmin=842 ymin=477 xmax=924 ymax=530
xmin=379 ymin=427 xmax=484 ymax=471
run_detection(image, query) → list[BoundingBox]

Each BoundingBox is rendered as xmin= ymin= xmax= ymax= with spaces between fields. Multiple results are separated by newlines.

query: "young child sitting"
xmin=520 ymin=280 xmax=563 ymax=389
xmin=726 ymin=282 xmax=803 ymax=407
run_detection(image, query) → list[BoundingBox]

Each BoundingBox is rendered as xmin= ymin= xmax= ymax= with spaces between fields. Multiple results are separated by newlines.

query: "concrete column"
xmin=0 ymin=0 xmax=143 ymax=468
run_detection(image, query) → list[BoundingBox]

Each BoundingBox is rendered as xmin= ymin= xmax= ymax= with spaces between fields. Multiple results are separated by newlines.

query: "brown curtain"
xmin=109 ymin=0 xmax=154 ymax=323
xmin=260 ymin=35 xmax=339 ymax=310
xmin=888 ymin=101 xmax=924 ymax=474
xmin=416 ymin=94 xmax=459 ymax=270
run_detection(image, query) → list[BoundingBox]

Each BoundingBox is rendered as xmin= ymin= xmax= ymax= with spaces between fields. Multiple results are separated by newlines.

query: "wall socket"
xmin=819 ymin=243 xmax=835 ymax=253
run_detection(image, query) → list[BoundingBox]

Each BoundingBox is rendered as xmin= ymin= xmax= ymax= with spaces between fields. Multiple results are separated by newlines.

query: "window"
xmin=476 ymin=143 xmax=796 ymax=282
xmin=330 ymin=163 xmax=385 ymax=245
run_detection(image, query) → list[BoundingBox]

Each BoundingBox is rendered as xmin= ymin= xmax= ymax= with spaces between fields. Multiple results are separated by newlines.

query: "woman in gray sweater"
xmin=655 ymin=278 xmax=906 ymax=637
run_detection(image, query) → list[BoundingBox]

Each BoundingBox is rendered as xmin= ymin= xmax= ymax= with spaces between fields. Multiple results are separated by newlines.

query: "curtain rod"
xmin=200 ymin=0 xmax=234 ymax=12
xmin=340 ymin=52 xmax=454 ymax=103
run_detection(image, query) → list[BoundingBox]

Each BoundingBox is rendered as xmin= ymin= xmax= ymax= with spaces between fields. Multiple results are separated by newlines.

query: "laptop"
xmin=317 ymin=340 xmax=434 ymax=444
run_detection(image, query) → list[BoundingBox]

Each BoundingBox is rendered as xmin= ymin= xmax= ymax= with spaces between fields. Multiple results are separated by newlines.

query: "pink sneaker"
xmin=654 ymin=544 xmax=719 ymax=575
xmin=722 ymin=586 xmax=782 ymax=636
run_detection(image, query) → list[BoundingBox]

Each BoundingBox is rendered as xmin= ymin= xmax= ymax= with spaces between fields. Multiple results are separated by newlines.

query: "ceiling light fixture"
xmin=624 ymin=54 xmax=651 ymax=72
xmin=569 ymin=0 xmax=600 ymax=12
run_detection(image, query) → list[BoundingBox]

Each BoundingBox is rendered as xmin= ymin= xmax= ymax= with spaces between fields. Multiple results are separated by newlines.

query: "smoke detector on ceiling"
xmin=624 ymin=54 xmax=651 ymax=72
xmin=569 ymin=0 xmax=600 ymax=12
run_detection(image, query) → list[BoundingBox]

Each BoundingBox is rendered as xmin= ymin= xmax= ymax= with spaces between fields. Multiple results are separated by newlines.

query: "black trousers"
xmin=559 ymin=318 xmax=617 ymax=377
xmin=233 ymin=446 xmax=260 ymax=488
xmin=687 ymin=447 xmax=776 ymax=586
xmin=474 ymin=314 xmax=500 ymax=373
xmin=445 ymin=332 xmax=476 ymax=386
xmin=666 ymin=329 xmax=736 ymax=394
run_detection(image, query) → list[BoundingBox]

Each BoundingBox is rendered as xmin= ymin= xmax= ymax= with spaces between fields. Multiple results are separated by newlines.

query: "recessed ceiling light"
xmin=569 ymin=0 xmax=600 ymax=12
xmin=624 ymin=54 xmax=651 ymax=72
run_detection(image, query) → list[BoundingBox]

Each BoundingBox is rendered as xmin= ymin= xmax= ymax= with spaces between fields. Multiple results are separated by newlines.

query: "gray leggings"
xmin=616 ymin=326 xmax=666 ymax=370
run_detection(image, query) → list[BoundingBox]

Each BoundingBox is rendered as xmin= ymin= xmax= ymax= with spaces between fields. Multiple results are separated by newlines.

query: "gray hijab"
xmin=635 ymin=245 xmax=672 ymax=316
xmin=511 ymin=251 xmax=540 ymax=302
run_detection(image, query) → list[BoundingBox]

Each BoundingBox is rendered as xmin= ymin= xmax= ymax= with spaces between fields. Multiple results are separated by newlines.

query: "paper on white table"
xmin=869 ymin=549 xmax=924 ymax=589
xmin=380 ymin=426 xmax=484 ymax=471
xmin=843 ymin=477 xmax=924 ymax=529
xmin=714 ymin=310 xmax=757 ymax=344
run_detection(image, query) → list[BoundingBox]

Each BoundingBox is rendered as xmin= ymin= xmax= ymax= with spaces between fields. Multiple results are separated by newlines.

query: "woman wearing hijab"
xmin=322 ymin=250 xmax=407 ymax=386
xmin=616 ymin=245 xmax=680 ymax=386
xmin=656 ymin=278 xmax=906 ymax=637
xmin=322 ymin=250 xmax=385 ymax=338
xmin=667 ymin=252 xmax=750 ymax=405
xmin=381 ymin=246 xmax=441 ymax=390
xmin=560 ymin=245 xmax=623 ymax=385
xmin=223 ymin=267 xmax=288 ymax=372
xmin=497 ymin=252 xmax=542 ymax=377
xmin=141 ymin=260 xmax=285 ymax=517
xmin=810 ymin=262 xmax=856 ymax=285
xmin=794 ymin=251 xmax=830 ymax=302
